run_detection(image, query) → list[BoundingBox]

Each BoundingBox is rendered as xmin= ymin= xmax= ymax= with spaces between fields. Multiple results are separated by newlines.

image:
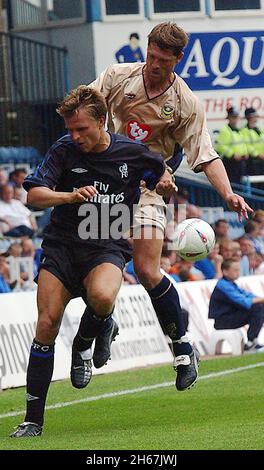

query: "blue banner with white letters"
xmin=176 ymin=31 xmax=264 ymax=90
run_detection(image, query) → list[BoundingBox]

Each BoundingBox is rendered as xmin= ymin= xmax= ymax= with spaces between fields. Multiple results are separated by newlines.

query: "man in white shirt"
xmin=0 ymin=185 xmax=36 ymax=237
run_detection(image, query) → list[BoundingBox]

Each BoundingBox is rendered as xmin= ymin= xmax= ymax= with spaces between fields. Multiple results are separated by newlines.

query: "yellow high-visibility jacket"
xmin=241 ymin=126 xmax=264 ymax=157
xmin=215 ymin=125 xmax=248 ymax=158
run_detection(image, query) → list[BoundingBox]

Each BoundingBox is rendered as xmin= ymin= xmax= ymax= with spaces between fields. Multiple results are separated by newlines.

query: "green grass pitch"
xmin=1 ymin=353 xmax=264 ymax=450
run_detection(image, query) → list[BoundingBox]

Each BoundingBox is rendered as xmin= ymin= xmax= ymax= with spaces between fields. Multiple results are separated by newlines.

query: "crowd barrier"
xmin=1 ymin=275 xmax=264 ymax=390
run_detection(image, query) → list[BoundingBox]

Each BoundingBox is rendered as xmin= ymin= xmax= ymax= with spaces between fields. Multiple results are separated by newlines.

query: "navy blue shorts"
xmin=37 ymin=238 xmax=132 ymax=298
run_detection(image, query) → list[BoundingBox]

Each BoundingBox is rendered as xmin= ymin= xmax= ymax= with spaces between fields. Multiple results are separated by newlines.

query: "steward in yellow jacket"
xmin=215 ymin=107 xmax=248 ymax=184
xmin=241 ymin=107 xmax=264 ymax=182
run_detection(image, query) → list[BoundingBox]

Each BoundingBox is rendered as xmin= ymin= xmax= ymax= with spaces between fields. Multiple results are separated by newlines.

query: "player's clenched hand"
xmin=155 ymin=180 xmax=178 ymax=198
xmin=69 ymin=186 xmax=98 ymax=203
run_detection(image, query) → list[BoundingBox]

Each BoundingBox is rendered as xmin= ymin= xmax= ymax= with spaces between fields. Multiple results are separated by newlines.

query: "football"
xmin=172 ymin=218 xmax=216 ymax=261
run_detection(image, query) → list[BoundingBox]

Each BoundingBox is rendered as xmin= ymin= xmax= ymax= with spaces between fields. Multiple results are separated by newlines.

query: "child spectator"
xmin=209 ymin=259 xmax=264 ymax=353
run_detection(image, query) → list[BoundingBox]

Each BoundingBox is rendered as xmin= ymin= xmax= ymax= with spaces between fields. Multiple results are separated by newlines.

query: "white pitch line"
xmin=1 ymin=362 xmax=264 ymax=420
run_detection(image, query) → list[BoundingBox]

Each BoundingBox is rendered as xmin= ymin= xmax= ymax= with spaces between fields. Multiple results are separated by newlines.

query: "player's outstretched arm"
xmin=27 ymin=186 xmax=98 ymax=209
xmin=202 ymin=159 xmax=253 ymax=221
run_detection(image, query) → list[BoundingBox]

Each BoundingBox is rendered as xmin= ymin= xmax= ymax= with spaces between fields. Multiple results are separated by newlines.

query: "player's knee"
xmin=36 ymin=315 xmax=60 ymax=340
xmin=89 ymin=290 xmax=115 ymax=317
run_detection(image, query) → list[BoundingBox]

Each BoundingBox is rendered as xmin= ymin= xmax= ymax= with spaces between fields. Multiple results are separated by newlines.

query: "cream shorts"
xmin=132 ymin=204 xmax=167 ymax=237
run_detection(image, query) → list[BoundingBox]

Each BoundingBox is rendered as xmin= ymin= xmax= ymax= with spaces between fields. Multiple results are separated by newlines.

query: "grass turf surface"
xmin=1 ymin=353 xmax=264 ymax=450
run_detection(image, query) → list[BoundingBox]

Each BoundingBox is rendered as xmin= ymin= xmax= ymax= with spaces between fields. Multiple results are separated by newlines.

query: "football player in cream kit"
xmin=87 ymin=22 xmax=252 ymax=391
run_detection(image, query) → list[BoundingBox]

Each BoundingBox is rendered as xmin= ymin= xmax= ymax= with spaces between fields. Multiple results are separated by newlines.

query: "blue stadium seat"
xmin=0 ymin=147 xmax=42 ymax=166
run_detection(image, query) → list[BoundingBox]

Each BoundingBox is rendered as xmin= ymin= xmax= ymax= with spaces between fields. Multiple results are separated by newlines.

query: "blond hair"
xmin=57 ymin=85 xmax=107 ymax=121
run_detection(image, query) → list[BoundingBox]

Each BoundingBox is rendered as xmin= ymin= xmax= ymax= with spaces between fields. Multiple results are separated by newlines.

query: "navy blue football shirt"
xmin=24 ymin=133 xmax=165 ymax=242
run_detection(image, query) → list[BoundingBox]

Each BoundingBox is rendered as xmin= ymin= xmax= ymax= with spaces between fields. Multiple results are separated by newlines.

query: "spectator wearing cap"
xmin=215 ymin=107 xmax=248 ymax=183
xmin=241 ymin=107 xmax=264 ymax=181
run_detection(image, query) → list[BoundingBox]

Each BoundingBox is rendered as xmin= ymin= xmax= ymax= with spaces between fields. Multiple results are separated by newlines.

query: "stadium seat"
xmin=0 ymin=147 xmax=42 ymax=167
xmin=208 ymin=328 xmax=246 ymax=355
xmin=200 ymin=206 xmax=224 ymax=224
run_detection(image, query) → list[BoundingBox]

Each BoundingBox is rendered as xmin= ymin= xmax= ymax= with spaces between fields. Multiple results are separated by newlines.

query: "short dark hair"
xmin=57 ymin=86 xmax=107 ymax=121
xmin=9 ymin=168 xmax=27 ymax=178
xmin=148 ymin=22 xmax=189 ymax=57
xmin=130 ymin=33 xmax=139 ymax=41
xmin=215 ymin=219 xmax=228 ymax=227
xmin=244 ymin=220 xmax=259 ymax=234
xmin=221 ymin=259 xmax=236 ymax=271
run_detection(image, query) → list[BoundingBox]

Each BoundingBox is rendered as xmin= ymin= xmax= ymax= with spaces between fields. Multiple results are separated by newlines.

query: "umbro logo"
xmin=71 ymin=168 xmax=88 ymax=173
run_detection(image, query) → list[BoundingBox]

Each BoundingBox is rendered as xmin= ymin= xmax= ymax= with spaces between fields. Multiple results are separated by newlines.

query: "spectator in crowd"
xmin=7 ymin=242 xmax=29 ymax=285
xmin=174 ymin=187 xmax=202 ymax=221
xmin=215 ymin=107 xmax=248 ymax=184
xmin=122 ymin=266 xmax=138 ymax=285
xmin=21 ymin=238 xmax=40 ymax=277
xmin=0 ymin=254 xmax=11 ymax=293
xmin=115 ymin=33 xmax=144 ymax=63
xmin=13 ymin=186 xmax=26 ymax=203
xmin=194 ymin=242 xmax=223 ymax=279
xmin=159 ymin=254 xmax=181 ymax=283
xmin=229 ymin=240 xmax=250 ymax=277
xmin=123 ymin=259 xmax=139 ymax=285
xmin=237 ymin=235 xmax=255 ymax=257
xmin=169 ymin=257 xmax=204 ymax=282
xmin=0 ymin=185 xmax=37 ymax=238
xmin=161 ymin=242 xmax=177 ymax=268
xmin=160 ymin=255 xmax=172 ymax=274
xmin=0 ymin=169 xmax=9 ymax=187
xmin=219 ymin=239 xmax=250 ymax=276
xmin=9 ymin=168 xmax=28 ymax=204
xmin=214 ymin=219 xmax=230 ymax=244
xmin=219 ymin=239 xmax=233 ymax=259
xmin=209 ymin=259 xmax=264 ymax=353
xmin=249 ymin=252 xmax=264 ymax=275
xmin=241 ymin=107 xmax=264 ymax=183
xmin=236 ymin=235 xmax=255 ymax=275
xmin=244 ymin=220 xmax=264 ymax=255
xmin=252 ymin=211 xmax=264 ymax=253
xmin=253 ymin=210 xmax=264 ymax=236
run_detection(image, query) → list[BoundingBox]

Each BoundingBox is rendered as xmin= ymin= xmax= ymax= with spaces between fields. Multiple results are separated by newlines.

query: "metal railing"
xmin=0 ymin=32 xmax=68 ymax=154
xmin=176 ymin=176 xmax=264 ymax=211
xmin=10 ymin=0 xmax=43 ymax=27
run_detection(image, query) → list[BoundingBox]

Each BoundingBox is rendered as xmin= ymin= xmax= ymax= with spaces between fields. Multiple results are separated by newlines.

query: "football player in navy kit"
xmin=10 ymin=86 xmax=175 ymax=438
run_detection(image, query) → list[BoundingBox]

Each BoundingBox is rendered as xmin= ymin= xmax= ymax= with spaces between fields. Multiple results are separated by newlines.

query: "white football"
xmin=172 ymin=218 xmax=215 ymax=261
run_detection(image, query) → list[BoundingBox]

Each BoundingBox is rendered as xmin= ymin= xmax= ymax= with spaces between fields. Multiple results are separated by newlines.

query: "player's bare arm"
xmin=27 ymin=186 xmax=98 ymax=208
xmin=202 ymin=159 xmax=253 ymax=220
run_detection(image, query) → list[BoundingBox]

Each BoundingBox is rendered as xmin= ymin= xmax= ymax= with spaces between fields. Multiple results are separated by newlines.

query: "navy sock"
xmin=25 ymin=339 xmax=54 ymax=426
xmin=148 ymin=276 xmax=192 ymax=356
xmin=73 ymin=306 xmax=112 ymax=351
